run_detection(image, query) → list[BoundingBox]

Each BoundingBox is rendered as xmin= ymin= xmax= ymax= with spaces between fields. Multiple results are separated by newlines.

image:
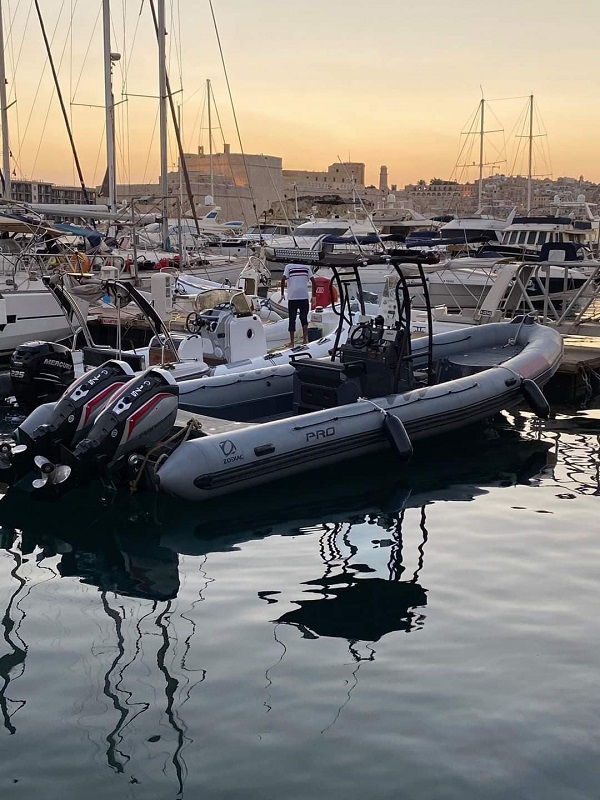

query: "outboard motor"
xmin=37 ymin=368 xmax=179 ymax=492
xmin=16 ymin=360 xmax=136 ymax=455
xmin=2 ymin=360 xmax=136 ymax=487
xmin=10 ymin=341 xmax=75 ymax=413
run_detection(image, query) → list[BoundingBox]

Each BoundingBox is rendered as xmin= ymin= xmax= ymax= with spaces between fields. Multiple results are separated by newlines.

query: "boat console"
xmin=292 ymin=315 xmax=414 ymax=413
xmin=185 ymin=290 xmax=268 ymax=364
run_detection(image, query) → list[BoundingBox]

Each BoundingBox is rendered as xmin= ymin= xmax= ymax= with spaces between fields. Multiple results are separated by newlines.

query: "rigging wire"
xmin=32 ymin=0 xmax=91 ymax=201
xmin=148 ymin=0 xmax=201 ymax=233
xmin=18 ymin=1 xmax=64 ymax=171
xmin=70 ymin=3 xmax=101 ymax=103
xmin=210 ymin=88 xmax=248 ymax=224
xmin=9 ymin=2 xmax=34 ymax=175
xmin=123 ymin=0 xmax=132 ymax=189
xmin=91 ymin=116 xmax=105 ymax=187
xmin=29 ymin=1 xmax=71 ymax=176
xmin=187 ymin=89 xmax=206 ymax=154
xmin=208 ymin=0 xmax=259 ymax=226
xmin=114 ymin=2 xmax=127 ymax=190
xmin=141 ymin=106 xmax=160 ymax=185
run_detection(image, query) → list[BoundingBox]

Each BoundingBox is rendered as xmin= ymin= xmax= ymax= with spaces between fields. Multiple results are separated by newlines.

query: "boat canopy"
xmin=512 ymin=216 xmax=576 ymax=226
xmin=52 ymin=222 xmax=105 ymax=248
xmin=321 ymin=233 xmax=406 ymax=244
xmin=0 ymin=213 xmax=60 ymax=235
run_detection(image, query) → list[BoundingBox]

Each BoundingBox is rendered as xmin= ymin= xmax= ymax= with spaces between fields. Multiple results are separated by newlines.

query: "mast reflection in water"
xmin=275 ymin=510 xmax=429 ymax=658
xmin=0 ymin=410 xmax=599 ymax=798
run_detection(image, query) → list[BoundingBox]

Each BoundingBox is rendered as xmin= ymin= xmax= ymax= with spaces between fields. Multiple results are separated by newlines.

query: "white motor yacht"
xmin=493 ymin=198 xmax=600 ymax=262
xmin=264 ymin=216 xmax=378 ymax=276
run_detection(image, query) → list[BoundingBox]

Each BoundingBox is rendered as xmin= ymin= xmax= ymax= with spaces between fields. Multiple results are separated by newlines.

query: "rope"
xmin=505 ymin=317 xmax=527 ymax=346
xmin=577 ymin=363 xmax=599 ymax=410
xmin=128 ymin=418 xmax=202 ymax=493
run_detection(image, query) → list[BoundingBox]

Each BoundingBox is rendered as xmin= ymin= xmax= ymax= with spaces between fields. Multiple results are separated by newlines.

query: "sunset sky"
xmin=2 ymin=0 xmax=599 ymax=190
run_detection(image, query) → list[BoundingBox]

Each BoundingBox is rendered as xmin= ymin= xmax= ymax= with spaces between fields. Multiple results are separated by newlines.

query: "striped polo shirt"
xmin=283 ymin=263 xmax=314 ymax=301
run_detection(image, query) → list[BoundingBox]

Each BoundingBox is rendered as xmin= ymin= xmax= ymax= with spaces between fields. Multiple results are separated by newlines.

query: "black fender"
xmin=521 ymin=378 xmax=550 ymax=419
xmin=383 ymin=414 xmax=413 ymax=461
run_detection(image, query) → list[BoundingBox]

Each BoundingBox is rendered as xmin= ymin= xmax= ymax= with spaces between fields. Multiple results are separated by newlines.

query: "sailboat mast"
xmin=207 ymin=78 xmax=214 ymax=201
xmin=102 ymin=0 xmax=117 ymax=212
xmin=527 ymin=93 xmax=533 ymax=213
xmin=0 ymin=1 xmax=11 ymax=199
xmin=33 ymin=0 xmax=91 ymax=203
xmin=148 ymin=0 xmax=201 ymax=237
xmin=478 ymin=97 xmax=484 ymax=211
xmin=158 ymin=0 xmax=169 ymax=246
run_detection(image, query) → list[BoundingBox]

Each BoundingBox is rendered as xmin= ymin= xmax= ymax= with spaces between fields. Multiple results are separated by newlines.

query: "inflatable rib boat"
xmin=155 ymin=316 xmax=562 ymax=500
xmin=2 ymin=313 xmax=563 ymax=502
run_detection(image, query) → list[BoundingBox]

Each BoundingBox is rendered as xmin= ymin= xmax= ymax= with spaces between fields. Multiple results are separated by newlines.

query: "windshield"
xmin=291 ymin=226 xmax=348 ymax=237
xmin=247 ymin=225 xmax=281 ymax=235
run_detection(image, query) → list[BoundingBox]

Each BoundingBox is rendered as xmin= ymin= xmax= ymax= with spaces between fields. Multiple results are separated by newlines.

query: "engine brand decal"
xmin=219 ymin=439 xmax=243 ymax=464
xmin=85 ymin=368 xmax=110 ymax=387
xmin=130 ymin=379 xmax=152 ymax=398
xmin=306 ymin=426 xmax=335 ymax=442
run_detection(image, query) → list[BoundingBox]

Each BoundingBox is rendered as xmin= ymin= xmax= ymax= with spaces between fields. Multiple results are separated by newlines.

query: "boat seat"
xmin=82 ymin=345 xmax=146 ymax=372
xmin=442 ymin=343 xmax=524 ymax=378
xmin=292 ymin=359 xmax=364 ymax=413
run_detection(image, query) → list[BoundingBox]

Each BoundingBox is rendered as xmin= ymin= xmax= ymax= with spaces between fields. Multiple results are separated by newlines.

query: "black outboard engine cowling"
xmin=11 ymin=341 xmax=75 ymax=413
xmin=65 ymin=367 xmax=179 ymax=482
xmin=2 ymin=360 xmax=137 ymax=488
xmin=16 ymin=359 xmax=136 ymax=457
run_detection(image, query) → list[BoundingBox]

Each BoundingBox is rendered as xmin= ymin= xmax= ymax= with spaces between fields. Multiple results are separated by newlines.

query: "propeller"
xmin=32 ymin=455 xmax=72 ymax=490
xmin=0 ymin=441 xmax=28 ymax=471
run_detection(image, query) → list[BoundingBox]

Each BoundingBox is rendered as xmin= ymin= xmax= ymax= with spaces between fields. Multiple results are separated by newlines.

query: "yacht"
xmin=0 ymin=213 xmax=89 ymax=359
xmin=405 ymin=214 xmax=512 ymax=252
xmin=371 ymin=206 xmax=439 ymax=236
xmin=263 ymin=216 xmax=378 ymax=276
xmin=440 ymin=214 xmax=509 ymax=241
xmin=494 ymin=197 xmax=600 ymax=261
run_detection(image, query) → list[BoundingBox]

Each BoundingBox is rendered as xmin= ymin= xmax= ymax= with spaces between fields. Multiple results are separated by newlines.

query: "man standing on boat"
xmin=280 ymin=263 xmax=317 ymax=348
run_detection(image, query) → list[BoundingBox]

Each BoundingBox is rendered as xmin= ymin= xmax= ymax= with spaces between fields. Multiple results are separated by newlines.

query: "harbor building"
xmin=282 ymin=162 xmax=366 ymax=198
xmin=166 ymin=146 xmax=283 ymax=225
xmin=9 ymin=178 xmax=97 ymax=220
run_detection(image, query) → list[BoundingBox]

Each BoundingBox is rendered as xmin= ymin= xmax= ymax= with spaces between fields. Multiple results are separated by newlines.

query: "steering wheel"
xmin=350 ymin=322 xmax=375 ymax=348
xmin=185 ymin=312 xmax=204 ymax=334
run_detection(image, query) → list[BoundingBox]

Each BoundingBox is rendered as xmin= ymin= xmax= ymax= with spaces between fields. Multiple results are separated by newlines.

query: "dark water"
xmin=0 ymin=406 xmax=599 ymax=800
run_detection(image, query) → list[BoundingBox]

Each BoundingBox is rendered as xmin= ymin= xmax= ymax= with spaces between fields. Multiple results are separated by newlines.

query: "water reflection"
xmin=0 ymin=411 xmax=598 ymax=792
xmin=0 ymin=530 xmax=27 ymax=735
xmin=275 ymin=510 xmax=429 ymax=654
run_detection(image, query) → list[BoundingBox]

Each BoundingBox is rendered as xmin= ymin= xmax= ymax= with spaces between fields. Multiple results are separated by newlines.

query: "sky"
xmin=2 ymin=0 xmax=600 ymax=191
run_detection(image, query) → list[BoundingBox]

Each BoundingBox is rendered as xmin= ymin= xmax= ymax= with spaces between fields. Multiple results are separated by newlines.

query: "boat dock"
xmin=546 ymin=335 xmax=600 ymax=405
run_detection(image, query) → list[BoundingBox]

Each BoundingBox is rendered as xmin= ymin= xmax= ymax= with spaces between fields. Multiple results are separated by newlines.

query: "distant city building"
xmin=282 ymin=162 xmax=366 ymax=198
xmin=10 ymin=179 xmax=97 ymax=220
xmin=392 ymin=174 xmax=600 ymax=216
xmin=107 ymin=152 xmax=600 ymax=225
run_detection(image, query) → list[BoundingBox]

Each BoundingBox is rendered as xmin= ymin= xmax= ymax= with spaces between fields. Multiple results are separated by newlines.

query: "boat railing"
xmin=0 ymin=249 xmax=129 ymax=282
xmin=475 ymin=261 xmax=600 ymax=332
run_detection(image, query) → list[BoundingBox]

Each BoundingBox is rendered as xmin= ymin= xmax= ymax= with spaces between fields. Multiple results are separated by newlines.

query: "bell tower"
xmin=379 ymin=165 xmax=388 ymax=192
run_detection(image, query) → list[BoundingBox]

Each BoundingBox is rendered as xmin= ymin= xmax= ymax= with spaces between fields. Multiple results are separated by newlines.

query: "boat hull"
xmin=157 ymin=319 xmax=563 ymax=502
xmin=0 ymin=290 xmax=74 ymax=359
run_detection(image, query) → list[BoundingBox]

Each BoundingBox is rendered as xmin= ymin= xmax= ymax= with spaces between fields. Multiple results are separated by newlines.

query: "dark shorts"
xmin=288 ymin=298 xmax=310 ymax=331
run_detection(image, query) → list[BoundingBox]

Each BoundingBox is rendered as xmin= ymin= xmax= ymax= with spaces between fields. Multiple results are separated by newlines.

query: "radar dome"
xmin=577 ymin=193 xmax=586 ymax=202
xmin=204 ymin=195 xmax=214 ymax=206
xmin=386 ymin=193 xmax=396 ymax=205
